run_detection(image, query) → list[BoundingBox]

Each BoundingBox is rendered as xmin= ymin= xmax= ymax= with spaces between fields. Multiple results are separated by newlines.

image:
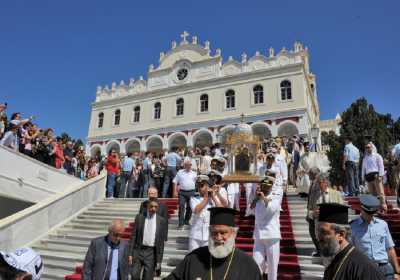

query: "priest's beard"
xmin=208 ymin=235 xmax=235 ymax=259
xmin=319 ymin=237 xmax=341 ymax=267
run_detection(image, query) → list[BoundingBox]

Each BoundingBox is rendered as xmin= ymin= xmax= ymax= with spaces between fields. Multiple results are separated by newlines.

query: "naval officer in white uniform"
xmin=189 ymin=175 xmax=224 ymax=252
xmin=251 ymin=177 xmax=283 ymax=280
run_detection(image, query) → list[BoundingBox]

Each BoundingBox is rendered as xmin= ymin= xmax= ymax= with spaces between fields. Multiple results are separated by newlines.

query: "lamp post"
xmin=310 ymin=125 xmax=320 ymax=152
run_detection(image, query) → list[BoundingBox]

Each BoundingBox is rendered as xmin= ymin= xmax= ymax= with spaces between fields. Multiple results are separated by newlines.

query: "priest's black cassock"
xmin=323 ymin=244 xmax=384 ymax=280
xmin=164 ymin=246 xmax=262 ymax=280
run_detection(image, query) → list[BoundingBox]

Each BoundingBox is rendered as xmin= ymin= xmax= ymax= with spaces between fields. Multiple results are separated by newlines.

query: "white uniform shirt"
xmin=142 ymin=213 xmax=157 ymax=247
xmin=267 ymin=161 xmax=284 ymax=191
xmin=173 ymin=169 xmax=197 ymax=191
xmin=190 ymin=196 xmax=213 ymax=241
xmin=254 ymin=189 xmax=283 ymax=240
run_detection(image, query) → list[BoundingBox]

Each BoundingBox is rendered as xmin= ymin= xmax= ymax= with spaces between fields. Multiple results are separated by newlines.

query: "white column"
xmin=187 ymin=131 xmax=193 ymax=148
xmin=140 ymin=138 xmax=147 ymax=152
xmin=271 ymin=121 xmax=278 ymax=137
xmin=163 ymin=134 xmax=169 ymax=151
xmin=120 ymin=140 xmax=126 ymax=155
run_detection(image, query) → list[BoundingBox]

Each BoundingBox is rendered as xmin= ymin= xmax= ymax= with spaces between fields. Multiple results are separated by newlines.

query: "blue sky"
xmin=1 ymin=0 xmax=399 ymax=141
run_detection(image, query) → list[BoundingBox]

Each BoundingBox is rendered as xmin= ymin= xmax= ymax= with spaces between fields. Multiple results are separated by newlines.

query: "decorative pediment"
xmin=248 ymin=52 xmax=269 ymax=71
xmin=156 ymin=32 xmax=214 ymax=71
xmin=221 ymin=57 xmax=242 ymax=76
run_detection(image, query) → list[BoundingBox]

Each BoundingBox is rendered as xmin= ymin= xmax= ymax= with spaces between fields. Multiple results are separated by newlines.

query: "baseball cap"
xmin=0 ymin=248 xmax=43 ymax=280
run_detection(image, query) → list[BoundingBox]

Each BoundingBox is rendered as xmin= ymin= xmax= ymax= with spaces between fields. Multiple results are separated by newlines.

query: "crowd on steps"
xmin=2 ymin=130 xmax=400 ymax=280
xmin=0 ymin=102 xmax=99 ymax=180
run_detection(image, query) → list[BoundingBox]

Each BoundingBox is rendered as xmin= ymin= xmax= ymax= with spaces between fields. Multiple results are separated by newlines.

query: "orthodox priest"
xmin=164 ymin=207 xmax=262 ymax=280
xmin=317 ymin=203 xmax=385 ymax=280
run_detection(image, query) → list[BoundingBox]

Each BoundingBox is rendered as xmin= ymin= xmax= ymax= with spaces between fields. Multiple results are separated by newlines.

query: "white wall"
xmin=0 ymin=173 xmax=106 ymax=251
xmin=89 ymin=69 xmax=306 ymax=139
xmin=0 ymin=145 xmax=81 ymax=203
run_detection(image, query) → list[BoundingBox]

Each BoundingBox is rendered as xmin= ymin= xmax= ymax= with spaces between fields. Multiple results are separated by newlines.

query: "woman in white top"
xmin=189 ymin=175 xmax=224 ymax=252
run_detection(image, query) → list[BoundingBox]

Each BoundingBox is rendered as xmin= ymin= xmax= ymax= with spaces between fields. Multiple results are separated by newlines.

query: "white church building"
xmin=86 ymin=32 xmax=320 ymax=156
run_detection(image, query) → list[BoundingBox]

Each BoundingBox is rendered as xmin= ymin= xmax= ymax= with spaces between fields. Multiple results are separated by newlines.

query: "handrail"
xmin=0 ymin=173 xmax=106 ymax=230
xmin=0 ymin=173 xmax=59 ymax=195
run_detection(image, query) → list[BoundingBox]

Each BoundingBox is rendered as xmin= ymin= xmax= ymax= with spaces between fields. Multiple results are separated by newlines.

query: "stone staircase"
xmin=286 ymin=193 xmax=325 ymax=280
xmin=30 ymin=198 xmax=188 ymax=280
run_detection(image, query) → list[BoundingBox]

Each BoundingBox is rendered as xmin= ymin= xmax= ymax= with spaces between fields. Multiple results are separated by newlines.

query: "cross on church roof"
xmin=180 ymin=31 xmax=189 ymax=43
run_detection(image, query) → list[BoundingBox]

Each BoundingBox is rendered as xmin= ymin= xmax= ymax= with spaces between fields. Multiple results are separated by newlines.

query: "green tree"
xmin=322 ymin=131 xmax=344 ymax=186
xmin=339 ymin=98 xmax=393 ymax=156
xmin=325 ymin=97 xmax=395 ymax=186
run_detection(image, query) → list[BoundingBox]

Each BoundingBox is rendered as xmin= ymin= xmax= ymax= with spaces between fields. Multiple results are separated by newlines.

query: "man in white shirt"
xmin=173 ymin=159 xmax=197 ymax=230
xmin=343 ymin=136 xmax=361 ymax=196
xmin=362 ymin=142 xmax=387 ymax=212
xmin=251 ymin=178 xmax=283 ymax=280
xmin=189 ymin=175 xmax=225 ymax=252
xmin=208 ymin=170 xmax=229 ymax=208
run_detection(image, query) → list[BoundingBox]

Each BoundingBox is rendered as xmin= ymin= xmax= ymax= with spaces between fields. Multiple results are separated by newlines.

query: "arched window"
xmin=98 ymin=112 xmax=104 ymax=128
xmin=225 ymin=90 xmax=235 ymax=109
xmin=280 ymin=80 xmax=292 ymax=101
xmin=133 ymin=106 xmax=140 ymax=123
xmin=114 ymin=109 xmax=121 ymax=126
xmin=200 ymin=94 xmax=209 ymax=112
xmin=176 ymin=98 xmax=184 ymax=116
xmin=253 ymin=85 xmax=264 ymax=104
xmin=154 ymin=102 xmax=161 ymax=119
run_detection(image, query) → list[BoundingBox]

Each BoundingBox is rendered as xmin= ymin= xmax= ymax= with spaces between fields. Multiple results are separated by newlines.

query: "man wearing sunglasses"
xmin=362 ymin=142 xmax=387 ymax=212
xmin=82 ymin=219 xmax=129 ymax=280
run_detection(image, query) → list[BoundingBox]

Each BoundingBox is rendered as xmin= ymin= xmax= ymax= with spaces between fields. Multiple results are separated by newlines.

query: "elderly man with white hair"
xmin=173 ymin=158 xmax=198 ymax=230
xmin=165 ymin=207 xmax=262 ymax=280
xmin=82 ymin=219 xmax=129 ymax=280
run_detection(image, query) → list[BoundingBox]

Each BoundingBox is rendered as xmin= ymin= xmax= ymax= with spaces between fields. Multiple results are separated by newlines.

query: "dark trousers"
xmin=377 ymin=263 xmax=394 ymax=280
xmin=154 ymin=177 xmax=163 ymax=195
xmin=140 ymin=170 xmax=150 ymax=198
xmin=308 ymin=219 xmax=319 ymax=254
xmin=345 ymin=161 xmax=359 ymax=195
xmin=119 ymin=171 xmax=132 ymax=198
xmin=162 ymin=167 xmax=177 ymax=198
xmin=131 ymin=246 xmax=155 ymax=280
xmin=178 ymin=190 xmax=195 ymax=226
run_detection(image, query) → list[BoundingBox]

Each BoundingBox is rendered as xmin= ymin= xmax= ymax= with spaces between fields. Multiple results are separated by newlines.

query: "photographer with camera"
xmin=251 ymin=178 xmax=283 ymax=280
xmin=189 ymin=175 xmax=225 ymax=252
xmin=207 ymin=169 xmax=229 ymax=208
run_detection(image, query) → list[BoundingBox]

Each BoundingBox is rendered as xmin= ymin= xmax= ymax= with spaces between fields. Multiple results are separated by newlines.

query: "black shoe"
xmin=177 ymin=225 xmax=184 ymax=230
xmin=312 ymin=252 xmax=321 ymax=257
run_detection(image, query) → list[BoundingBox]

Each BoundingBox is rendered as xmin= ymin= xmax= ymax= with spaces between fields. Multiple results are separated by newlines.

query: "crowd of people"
xmin=0 ymin=102 xmax=100 ymax=180
xmin=2 ymin=106 xmax=400 ymax=279
xmin=92 ymin=134 xmax=400 ymax=279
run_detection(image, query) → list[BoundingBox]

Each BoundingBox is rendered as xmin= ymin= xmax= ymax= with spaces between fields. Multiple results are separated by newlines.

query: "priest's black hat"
xmin=318 ymin=203 xmax=349 ymax=225
xmin=208 ymin=207 xmax=238 ymax=227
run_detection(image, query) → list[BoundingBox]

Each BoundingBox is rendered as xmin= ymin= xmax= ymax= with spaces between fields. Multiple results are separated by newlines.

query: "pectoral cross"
xmin=180 ymin=31 xmax=189 ymax=43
